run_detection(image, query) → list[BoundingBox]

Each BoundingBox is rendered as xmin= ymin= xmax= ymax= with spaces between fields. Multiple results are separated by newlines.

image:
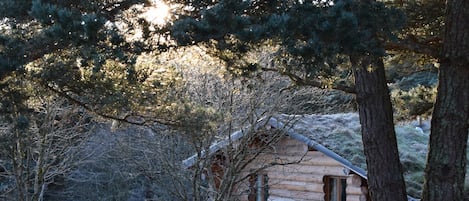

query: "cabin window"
xmin=248 ymin=173 xmax=269 ymax=201
xmin=324 ymin=176 xmax=347 ymax=201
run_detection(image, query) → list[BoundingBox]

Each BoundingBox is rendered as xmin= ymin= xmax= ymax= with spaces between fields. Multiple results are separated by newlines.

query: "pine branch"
xmin=261 ymin=67 xmax=357 ymax=94
xmin=101 ymin=0 xmax=147 ymax=21
xmin=45 ymin=84 xmax=178 ymax=127
xmin=385 ymin=35 xmax=441 ymax=58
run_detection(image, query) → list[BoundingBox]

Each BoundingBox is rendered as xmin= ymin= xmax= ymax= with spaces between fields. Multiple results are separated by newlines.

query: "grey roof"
xmin=182 ymin=129 xmax=249 ymax=169
xmin=182 ymin=113 xmax=469 ymax=200
xmin=267 ymin=117 xmax=367 ymax=179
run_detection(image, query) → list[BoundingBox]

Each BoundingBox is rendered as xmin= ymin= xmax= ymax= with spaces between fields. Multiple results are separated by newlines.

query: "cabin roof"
xmin=182 ymin=113 xmax=469 ymax=200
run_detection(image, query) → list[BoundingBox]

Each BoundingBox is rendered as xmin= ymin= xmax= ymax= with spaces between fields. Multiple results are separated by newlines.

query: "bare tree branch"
xmin=45 ymin=84 xmax=178 ymax=127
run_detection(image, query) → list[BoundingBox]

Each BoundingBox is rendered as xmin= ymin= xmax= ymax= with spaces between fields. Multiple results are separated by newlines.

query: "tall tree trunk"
xmin=352 ymin=56 xmax=408 ymax=201
xmin=422 ymin=0 xmax=469 ymax=200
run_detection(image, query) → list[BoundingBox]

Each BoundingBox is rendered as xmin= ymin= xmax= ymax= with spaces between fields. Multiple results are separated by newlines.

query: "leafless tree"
xmin=25 ymin=47 xmax=355 ymax=201
xmin=0 ymin=98 xmax=93 ymax=201
xmin=161 ymin=62 xmax=310 ymax=201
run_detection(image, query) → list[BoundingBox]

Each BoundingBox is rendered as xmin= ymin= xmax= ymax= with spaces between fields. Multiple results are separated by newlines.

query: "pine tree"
xmin=0 ymin=0 xmax=182 ymax=125
xmin=171 ymin=0 xmax=409 ymax=200
xmin=422 ymin=0 xmax=469 ymax=200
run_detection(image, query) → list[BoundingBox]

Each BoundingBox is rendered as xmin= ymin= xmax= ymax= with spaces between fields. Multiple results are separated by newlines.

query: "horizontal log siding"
xmin=238 ymin=137 xmax=364 ymax=201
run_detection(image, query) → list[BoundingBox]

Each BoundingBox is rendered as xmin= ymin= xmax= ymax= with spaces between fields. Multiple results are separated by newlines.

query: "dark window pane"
xmin=341 ymin=178 xmax=347 ymax=201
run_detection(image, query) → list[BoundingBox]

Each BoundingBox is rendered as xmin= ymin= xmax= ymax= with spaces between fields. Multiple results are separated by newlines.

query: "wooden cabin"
xmin=235 ymin=135 xmax=370 ymax=201
xmin=183 ymin=113 xmax=468 ymax=201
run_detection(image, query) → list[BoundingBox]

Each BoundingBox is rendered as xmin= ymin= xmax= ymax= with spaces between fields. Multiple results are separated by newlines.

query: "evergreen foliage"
xmin=0 ymin=0 xmax=194 ymax=126
xmin=172 ymin=0 xmax=405 ymax=75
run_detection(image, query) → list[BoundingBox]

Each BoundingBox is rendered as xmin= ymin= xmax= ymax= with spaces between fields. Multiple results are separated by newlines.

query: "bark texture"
xmin=352 ymin=56 xmax=407 ymax=201
xmin=422 ymin=0 xmax=469 ymax=200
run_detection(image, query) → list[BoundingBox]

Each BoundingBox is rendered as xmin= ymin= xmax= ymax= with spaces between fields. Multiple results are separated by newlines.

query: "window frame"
xmin=248 ymin=173 xmax=269 ymax=201
xmin=324 ymin=175 xmax=347 ymax=201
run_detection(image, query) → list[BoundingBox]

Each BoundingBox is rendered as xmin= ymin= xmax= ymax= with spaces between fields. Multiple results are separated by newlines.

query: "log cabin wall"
xmin=236 ymin=136 xmax=369 ymax=201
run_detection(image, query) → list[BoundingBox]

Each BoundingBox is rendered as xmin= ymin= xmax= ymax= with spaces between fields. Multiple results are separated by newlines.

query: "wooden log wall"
xmin=236 ymin=136 xmax=369 ymax=201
